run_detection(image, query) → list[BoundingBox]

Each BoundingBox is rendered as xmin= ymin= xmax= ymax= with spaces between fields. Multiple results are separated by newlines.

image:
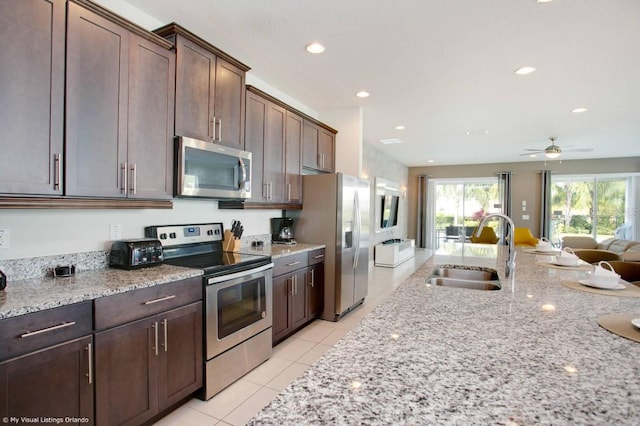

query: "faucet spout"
xmin=476 ymin=213 xmax=517 ymax=278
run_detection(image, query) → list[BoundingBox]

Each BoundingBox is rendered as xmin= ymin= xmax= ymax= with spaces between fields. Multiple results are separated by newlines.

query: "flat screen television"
xmin=380 ymin=194 xmax=399 ymax=228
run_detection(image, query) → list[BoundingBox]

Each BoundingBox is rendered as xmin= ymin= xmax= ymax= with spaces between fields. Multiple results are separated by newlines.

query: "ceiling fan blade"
xmin=523 ymin=148 xmax=544 ymax=152
xmin=563 ymin=147 xmax=594 ymax=153
xmin=520 ymin=152 xmax=540 ymax=156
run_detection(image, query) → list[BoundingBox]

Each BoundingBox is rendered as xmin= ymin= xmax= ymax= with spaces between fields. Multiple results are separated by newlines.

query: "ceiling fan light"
xmin=545 ymin=151 xmax=561 ymax=159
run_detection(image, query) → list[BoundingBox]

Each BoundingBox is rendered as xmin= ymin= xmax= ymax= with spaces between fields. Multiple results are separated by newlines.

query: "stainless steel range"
xmin=145 ymin=223 xmax=273 ymax=400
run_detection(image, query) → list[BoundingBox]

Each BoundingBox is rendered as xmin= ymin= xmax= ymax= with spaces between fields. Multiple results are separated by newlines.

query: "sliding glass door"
xmin=433 ymin=178 xmax=500 ymax=247
xmin=551 ymin=174 xmax=636 ymax=242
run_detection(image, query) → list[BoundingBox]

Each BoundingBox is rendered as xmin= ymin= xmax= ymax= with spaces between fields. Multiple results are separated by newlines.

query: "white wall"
xmin=319 ymin=107 xmax=363 ymax=177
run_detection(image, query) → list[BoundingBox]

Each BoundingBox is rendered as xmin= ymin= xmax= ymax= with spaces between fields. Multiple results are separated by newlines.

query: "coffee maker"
xmin=271 ymin=217 xmax=296 ymax=245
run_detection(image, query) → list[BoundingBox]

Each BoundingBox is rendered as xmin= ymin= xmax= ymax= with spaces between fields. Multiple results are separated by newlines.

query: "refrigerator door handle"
xmin=353 ymin=191 xmax=361 ymax=270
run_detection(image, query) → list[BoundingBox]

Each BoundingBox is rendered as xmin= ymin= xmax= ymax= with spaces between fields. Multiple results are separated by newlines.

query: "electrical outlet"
xmin=110 ymin=224 xmax=122 ymax=241
xmin=522 ymin=215 xmax=530 ymax=220
xmin=0 ymin=228 xmax=10 ymax=249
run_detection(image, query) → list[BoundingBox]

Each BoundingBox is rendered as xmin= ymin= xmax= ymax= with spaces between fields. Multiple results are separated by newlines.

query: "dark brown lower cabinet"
xmin=272 ymin=252 xmax=325 ymax=345
xmin=95 ymin=302 xmax=202 ymax=425
xmin=0 ymin=336 xmax=94 ymax=423
xmin=273 ymin=270 xmax=308 ymax=344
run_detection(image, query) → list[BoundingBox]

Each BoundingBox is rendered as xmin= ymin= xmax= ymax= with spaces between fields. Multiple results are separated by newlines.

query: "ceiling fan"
xmin=521 ymin=137 xmax=594 ymax=159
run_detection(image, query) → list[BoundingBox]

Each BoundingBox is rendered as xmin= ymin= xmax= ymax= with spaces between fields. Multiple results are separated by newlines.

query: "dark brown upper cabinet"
xmin=0 ymin=0 xmax=66 ymax=196
xmin=303 ymin=120 xmax=336 ymax=173
xmin=155 ymin=24 xmax=250 ymax=149
xmin=65 ymin=1 xmax=175 ymax=200
xmin=244 ymin=87 xmax=303 ymax=207
xmin=285 ymin=111 xmax=303 ymax=204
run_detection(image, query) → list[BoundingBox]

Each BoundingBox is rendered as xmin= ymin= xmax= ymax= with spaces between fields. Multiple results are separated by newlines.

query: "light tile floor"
xmin=154 ymin=249 xmax=431 ymax=426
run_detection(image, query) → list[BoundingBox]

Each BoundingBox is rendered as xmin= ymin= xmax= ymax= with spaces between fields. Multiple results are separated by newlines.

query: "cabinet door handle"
xmin=53 ymin=153 xmax=61 ymax=190
xmin=212 ymin=116 xmax=217 ymax=140
xmin=130 ymin=163 xmax=137 ymax=195
xmin=309 ymin=269 xmax=315 ymax=287
xmin=121 ymin=162 xmax=128 ymax=194
xmin=287 ymin=183 xmax=291 ymax=202
xmin=20 ymin=321 xmax=76 ymax=338
xmin=209 ymin=117 xmax=214 ymax=139
xmin=143 ymin=294 xmax=176 ymax=305
xmin=86 ymin=343 xmax=93 ymax=384
xmin=286 ymin=261 xmax=301 ymax=267
xmin=288 ymin=277 xmax=294 ymax=295
xmin=217 ymin=119 xmax=222 ymax=141
xmin=162 ymin=318 xmax=168 ymax=352
xmin=152 ymin=321 xmax=159 ymax=356
xmin=313 ymin=254 xmax=325 ymax=259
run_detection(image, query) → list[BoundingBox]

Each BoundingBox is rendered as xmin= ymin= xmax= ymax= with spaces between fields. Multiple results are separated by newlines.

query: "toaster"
xmin=109 ymin=238 xmax=164 ymax=270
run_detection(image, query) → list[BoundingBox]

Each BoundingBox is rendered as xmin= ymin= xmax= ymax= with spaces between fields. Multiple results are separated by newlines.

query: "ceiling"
xmin=119 ymin=0 xmax=640 ymax=167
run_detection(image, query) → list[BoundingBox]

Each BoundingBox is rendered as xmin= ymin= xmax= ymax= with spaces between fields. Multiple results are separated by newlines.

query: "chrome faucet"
xmin=476 ymin=213 xmax=517 ymax=278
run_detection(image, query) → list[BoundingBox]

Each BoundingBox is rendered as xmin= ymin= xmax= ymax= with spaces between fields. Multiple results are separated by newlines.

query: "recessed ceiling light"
xmin=427 ymin=159 xmax=435 ymax=163
xmin=515 ymin=66 xmax=536 ymax=75
xmin=529 ymin=153 xmax=538 ymax=158
xmin=379 ymin=138 xmax=402 ymax=145
xmin=356 ymin=91 xmax=370 ymax=98
xmin=536 ymin=0 xmax=553 ymax=3
xmin=394 ymin=125 xmax=405 ymax=130
xmin=305 ymin=43 xmax=325 ymax=54
xmin=466 ymin=130 xmax=489 ymax=136
xmin=571 ymin=107 xmax=588 ymax=113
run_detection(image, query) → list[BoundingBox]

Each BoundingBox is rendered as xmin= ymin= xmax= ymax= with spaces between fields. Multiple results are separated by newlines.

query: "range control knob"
xmin=159 ymin=233 xmax=167 ymax=240
xmin=207 ymin=229 xmax=214 ymax=236
xmin=169 ymin=232 xmax=177 ymax=239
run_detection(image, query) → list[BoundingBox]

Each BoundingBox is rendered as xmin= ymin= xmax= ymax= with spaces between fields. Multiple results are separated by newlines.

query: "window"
xmin=551 ymin=173 xmax=639 ymax=242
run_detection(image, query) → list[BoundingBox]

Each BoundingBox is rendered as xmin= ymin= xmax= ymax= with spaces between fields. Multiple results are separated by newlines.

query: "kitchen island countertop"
xmin=250 ymin=243 xmax=640 ymax=425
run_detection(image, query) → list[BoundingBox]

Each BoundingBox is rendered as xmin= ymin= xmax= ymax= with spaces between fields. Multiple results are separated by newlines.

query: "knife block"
xmin=223 ymin=230 xmax=240 ymax=252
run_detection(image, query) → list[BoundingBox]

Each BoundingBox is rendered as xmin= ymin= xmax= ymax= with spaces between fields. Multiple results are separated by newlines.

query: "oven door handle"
xmin=207 ymin=263 xmax=274 ymax=284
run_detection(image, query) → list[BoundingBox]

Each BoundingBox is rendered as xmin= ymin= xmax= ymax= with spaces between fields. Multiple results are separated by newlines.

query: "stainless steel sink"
xmin=426 ymin=264 xmax=501 ymax=291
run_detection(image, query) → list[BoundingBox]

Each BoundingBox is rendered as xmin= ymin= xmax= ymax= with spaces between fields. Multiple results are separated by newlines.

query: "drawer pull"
xmin=143 ymin=295 xmax=176 ymax=305
xmin=20 ymin=321 xmax=76 ymax=338
xmin=286 ymin=261 xmax=301 ymax=267
xmin=313 ymin=254 xmax=325 ymax=259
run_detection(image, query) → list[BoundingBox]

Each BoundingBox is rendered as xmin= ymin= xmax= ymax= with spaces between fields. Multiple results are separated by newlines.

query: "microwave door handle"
xmin=238 ymin=157 xmax=247 ymax=187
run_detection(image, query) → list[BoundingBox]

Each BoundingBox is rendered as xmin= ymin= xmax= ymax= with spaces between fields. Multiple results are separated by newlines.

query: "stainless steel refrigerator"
xmin=296 ymin=173 xmax=370 ymax=321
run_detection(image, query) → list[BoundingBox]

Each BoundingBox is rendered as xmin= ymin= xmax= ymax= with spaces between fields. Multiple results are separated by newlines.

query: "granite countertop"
xmin=0 ymin=243 xmax=324 ymax=321
xmin=250 ymin=244 xmax=640 ymax=425
xmin=0 ymin=265 xmax=203 ymax=320
xmin=241 ymin=242 xmax=325 ymax=259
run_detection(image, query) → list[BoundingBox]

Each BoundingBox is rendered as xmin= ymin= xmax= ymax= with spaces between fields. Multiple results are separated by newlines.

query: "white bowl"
xmin=536 ymin=243 xmax=552 ymax=251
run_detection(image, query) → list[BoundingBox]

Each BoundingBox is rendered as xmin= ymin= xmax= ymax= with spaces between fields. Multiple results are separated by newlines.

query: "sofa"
xmin=561 ymin=236 xmax=640 ymax=263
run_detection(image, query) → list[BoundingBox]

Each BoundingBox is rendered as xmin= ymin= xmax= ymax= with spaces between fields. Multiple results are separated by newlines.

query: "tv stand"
xmin=375 ymin=239 xmax=415 ymax=267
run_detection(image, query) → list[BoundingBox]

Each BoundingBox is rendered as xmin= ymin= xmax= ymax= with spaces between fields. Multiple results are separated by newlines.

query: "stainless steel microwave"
xmin=176 ymin=136 xmax=251 ymax=199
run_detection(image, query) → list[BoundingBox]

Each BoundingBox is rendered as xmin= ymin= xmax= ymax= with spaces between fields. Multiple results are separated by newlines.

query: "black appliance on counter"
xmin=271 ymin=217 xmax=296 ymax=245
xmin=144 ymin=222 xmax=273 ymax=400
xmin=109 ymin=238 xmax=164 ymax=270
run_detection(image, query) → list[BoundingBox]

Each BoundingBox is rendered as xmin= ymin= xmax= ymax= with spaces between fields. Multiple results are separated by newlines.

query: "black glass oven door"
xmin=217 ymin=276 xmax=266 ymax=339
